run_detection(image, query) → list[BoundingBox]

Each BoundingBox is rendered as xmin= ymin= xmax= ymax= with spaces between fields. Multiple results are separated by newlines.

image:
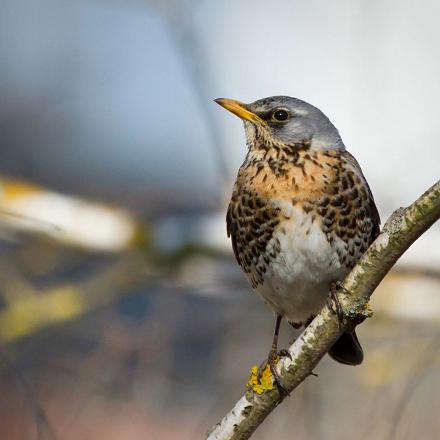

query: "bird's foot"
xmin=278 ymin=348 xmax=292 ymax=360
xmin=258 ymin=350 xmax=291 ymax=396
xmin=328 ymin=282 xmax=344 ymax=330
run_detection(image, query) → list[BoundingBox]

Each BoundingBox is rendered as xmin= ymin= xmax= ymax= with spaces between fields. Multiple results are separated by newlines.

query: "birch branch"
xmin=207 ymin=179 xmax=440 ymax=440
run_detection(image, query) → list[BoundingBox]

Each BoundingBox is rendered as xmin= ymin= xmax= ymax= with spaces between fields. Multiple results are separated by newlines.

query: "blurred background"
xmin=0 ymin=1 xmax=439 ymax=439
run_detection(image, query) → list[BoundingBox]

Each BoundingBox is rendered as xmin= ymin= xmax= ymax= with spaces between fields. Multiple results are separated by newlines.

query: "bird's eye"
xmin=272 ymin=109 xmax=289 ymax=122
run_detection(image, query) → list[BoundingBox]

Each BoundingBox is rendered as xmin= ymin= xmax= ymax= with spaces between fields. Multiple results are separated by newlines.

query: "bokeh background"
xmin=0 ymin=1 xmax=439 ymax=439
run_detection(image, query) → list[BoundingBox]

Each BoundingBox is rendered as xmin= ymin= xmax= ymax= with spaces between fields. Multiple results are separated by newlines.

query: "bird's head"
xmin=215 ymin=96 xmax=345 ymax=152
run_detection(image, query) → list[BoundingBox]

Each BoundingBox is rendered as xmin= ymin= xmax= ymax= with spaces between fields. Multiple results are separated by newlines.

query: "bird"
xmin=215 ymin=96 xmax=380 ymax=391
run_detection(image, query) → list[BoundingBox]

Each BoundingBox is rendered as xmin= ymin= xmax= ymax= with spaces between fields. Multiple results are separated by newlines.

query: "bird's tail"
xmin=328 ymin=330 xmax=364 ymax=366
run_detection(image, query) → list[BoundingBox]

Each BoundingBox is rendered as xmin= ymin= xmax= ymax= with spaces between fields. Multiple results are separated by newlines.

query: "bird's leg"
xmin=262 ymin=315 xmax=290 ymax=396
xmin=328 ymin=282 xmax=344 ymax=330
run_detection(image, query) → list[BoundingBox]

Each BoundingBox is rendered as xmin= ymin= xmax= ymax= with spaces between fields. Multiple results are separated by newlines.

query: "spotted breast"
xmin=227 ymin=146 xmax=380 ymax=325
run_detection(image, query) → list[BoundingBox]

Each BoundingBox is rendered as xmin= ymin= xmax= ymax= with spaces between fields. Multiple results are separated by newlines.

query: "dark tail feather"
xmin=329 ymin=330 xmax=364 ymax=366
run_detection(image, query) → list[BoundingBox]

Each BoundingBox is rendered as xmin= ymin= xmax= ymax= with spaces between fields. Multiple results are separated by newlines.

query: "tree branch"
xmin=207 ymin=179 xmax=440 ymax=440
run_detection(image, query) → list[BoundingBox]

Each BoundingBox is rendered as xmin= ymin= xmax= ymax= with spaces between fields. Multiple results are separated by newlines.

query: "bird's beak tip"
xmin=213 ymin=98 xmax=261 ymax=124
xmin=214 ymin=98 xmax=226 ymax=105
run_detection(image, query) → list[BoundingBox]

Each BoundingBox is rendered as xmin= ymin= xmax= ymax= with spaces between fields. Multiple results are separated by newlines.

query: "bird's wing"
xmin=226 ymin=201 xmax=240 ymax=265
xmin=342 ymin=150 xmax=381 ymax=243
xmin=226 ymin=191 xmax=281 ymax=287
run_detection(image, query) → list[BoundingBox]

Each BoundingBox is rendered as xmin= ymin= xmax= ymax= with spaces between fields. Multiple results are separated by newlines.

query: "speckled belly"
xmin=250 ymin=207 xmax=348 ymax=324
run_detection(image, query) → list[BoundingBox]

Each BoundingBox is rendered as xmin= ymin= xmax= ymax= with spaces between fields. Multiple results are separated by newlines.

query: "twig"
xmin=207 ymin=179 xmax=440 ymax=440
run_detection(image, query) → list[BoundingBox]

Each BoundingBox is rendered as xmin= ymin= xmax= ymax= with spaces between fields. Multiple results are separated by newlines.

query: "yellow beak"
xmin=214 ymin=98 xmax=263 ymax=124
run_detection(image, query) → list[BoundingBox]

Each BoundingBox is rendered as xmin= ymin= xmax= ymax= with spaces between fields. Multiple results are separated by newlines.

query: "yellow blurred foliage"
xmin=0 ymin=286 xmax=85 ymax=342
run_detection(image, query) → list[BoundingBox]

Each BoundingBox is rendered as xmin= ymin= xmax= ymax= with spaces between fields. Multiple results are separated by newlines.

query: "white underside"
xmin=250 ymin=205 xmax=348 ymax=324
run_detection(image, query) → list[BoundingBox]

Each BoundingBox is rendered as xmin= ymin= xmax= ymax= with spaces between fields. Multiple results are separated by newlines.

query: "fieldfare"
xmin=215 ymin=96 xmax=380 ymax=391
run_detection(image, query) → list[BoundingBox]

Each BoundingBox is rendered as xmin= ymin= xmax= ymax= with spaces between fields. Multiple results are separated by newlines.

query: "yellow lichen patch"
xmin=246 ymin=365 xmax=274 ymax=394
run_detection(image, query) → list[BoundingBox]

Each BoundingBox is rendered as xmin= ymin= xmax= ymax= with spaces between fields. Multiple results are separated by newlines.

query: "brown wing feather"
xmin=226 ymin=189 xmax=281 ymax=287
xmin=226 ymin=201 xmax=240 ymax=265
xmin=342 ymin=150 xmax=381 ymax=244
